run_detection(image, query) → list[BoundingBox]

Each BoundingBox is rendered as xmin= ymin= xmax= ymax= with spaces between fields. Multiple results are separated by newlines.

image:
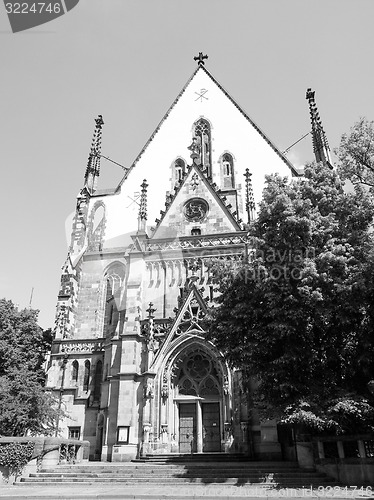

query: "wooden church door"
xmin=179 ymin=403 xmax=197 ymax=453
xmin=202 ymin=402 xmax=220 ymax=452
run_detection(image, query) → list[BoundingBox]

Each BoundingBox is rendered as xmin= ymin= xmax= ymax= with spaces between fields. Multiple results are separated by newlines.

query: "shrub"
xmin=0 ymin=441 xmax=34 ymax=479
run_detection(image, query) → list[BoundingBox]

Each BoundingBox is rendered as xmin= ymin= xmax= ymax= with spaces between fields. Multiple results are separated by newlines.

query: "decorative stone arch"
xmin=153 ymin=335 xmax=232 ymax=454
xmin=87 ymin=201 xmax=106 ymax=251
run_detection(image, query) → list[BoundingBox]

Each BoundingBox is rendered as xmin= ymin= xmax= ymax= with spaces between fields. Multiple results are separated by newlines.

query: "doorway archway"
xmin=158 ymin=340 xmax=230 ymax=454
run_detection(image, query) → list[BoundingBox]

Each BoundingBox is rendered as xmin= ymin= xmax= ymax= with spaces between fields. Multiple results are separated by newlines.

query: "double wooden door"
xmin=178 ymin=402 xmax=220 ymax=453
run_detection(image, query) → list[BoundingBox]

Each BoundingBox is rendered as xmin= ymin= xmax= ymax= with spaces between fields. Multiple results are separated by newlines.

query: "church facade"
xmin=46 ymin=55 xmax=328 ymax=461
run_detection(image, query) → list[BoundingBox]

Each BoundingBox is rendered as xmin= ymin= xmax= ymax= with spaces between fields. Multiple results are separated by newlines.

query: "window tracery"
xmin=176 ymin=352 xmax=220 ymax=397
xmin=193 ymin=118 xmax=212 ymax=177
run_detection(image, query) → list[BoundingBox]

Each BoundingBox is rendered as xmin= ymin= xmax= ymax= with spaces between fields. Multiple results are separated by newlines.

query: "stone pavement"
xmin=1 ymin=484 xmax=374 ymax=500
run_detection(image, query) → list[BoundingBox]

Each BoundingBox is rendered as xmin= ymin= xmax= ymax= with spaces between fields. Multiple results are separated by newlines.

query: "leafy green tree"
xmin=0 ymin=299 xmax=59 ymax=436
xmin=336 ymin=117 xmax=374 ymax=191
xmin=207 ymin=162 xmax=374 ymax=434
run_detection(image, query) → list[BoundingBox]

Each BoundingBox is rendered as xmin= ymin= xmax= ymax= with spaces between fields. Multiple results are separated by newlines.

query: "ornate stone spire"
xmin=306 ymin=89 xmax=332 ymax=168
xmin=244 ymin=168 xmax=256 ymax=223
xmin=84 ymin=115 xmax=104 ymax=193
xmin=138 ymin=179 xmax=148 ymax=233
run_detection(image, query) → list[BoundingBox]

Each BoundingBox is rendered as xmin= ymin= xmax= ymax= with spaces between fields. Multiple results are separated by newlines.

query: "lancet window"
xmin=173 ymin=158 xmax=186 ymax=185
xmin=221 ymin=152 xmax=235 ymax=189
xmin=93 ymin=360 xmax=102 ymax=403
xmin=83 ymin=360 xmax=90 ymax=392
xmin=72 ymin=360 xmax=79 ymax=384
xmin=87 ymin=202 xmax=106 ymax=251
xmin=103 ymin=263 xmax=126 ymax=337
xmin=193 ymin=118 xmax=212 ymax=177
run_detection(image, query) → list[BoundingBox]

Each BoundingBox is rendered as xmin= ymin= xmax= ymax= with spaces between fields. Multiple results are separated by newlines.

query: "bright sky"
xmin=1 ymin=0 xmax=373 ymax=329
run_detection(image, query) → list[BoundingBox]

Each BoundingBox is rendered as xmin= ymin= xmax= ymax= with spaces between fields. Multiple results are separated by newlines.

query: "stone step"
xmin=41 ymin=466 xmax=307 ymax=473
xmin=19 ymin=477 xmax=338 ymax=486
xmin=19 ymin=459 xmax=338 ymax=488
xmin=30 ymin=470 xmax=329 ymax=478
xmin=140 ymin=453 xmax=250 ymax=461
xmin=46 ymin=462 xmax=300 ymax=472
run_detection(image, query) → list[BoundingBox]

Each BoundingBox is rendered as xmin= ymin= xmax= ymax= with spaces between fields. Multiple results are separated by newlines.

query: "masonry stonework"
xmin=46 ymin=58 xmax=304 ymax=461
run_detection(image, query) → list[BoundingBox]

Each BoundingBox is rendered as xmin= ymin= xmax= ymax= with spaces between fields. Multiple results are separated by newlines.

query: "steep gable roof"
xmin=116 ymin=64 xmax=298 ymax=193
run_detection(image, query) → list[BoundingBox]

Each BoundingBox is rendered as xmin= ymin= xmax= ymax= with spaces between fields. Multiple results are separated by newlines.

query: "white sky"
xmin=1 ymin=0 xmax=373 ymax=329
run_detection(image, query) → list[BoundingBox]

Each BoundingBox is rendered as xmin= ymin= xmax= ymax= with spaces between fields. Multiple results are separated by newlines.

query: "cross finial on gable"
xmin=194 ymin=52 xmax=208 ymax=66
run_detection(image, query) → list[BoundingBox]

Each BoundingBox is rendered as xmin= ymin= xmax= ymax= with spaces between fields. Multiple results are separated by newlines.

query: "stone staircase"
xmin=18 ymin=454 xmax=338 ymax=488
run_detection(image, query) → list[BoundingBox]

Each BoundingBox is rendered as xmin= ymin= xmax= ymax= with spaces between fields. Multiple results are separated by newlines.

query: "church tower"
xmin=46 ymin=55 xmax=298 ymax=461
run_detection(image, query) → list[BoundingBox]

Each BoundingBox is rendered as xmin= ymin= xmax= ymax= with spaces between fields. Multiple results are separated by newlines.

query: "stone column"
xmin=196 ymin=400 xmax=203 ymax=453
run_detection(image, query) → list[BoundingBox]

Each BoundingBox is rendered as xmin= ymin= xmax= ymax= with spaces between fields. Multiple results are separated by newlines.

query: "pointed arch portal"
xmin=157 ymin=340 xmax=231 ymax=454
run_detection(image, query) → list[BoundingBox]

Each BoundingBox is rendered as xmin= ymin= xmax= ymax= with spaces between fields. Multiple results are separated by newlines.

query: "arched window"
xmin=93 ymin=360 xmax=102 ymax=402
xmin=72 ymin=360 xmax=79 ymax=384
xmin=173 ymin=158 xmax=186 ymax=184
xmin=194 ymin=119 xmax=212 ymax=178
xmin=103 ymin=263 xmax=126 ymax=337
xmin=221 ymin=153 xmax=235 ymax=188
xmin=87 ymin=202 xmax=106 ymax=251
xmin=83 ymin=360 xmax=90 ymax=392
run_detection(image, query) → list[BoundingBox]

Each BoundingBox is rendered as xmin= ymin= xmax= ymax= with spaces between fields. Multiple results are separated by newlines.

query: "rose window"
xmin=176 ymin=351 xmax=220 ymax=397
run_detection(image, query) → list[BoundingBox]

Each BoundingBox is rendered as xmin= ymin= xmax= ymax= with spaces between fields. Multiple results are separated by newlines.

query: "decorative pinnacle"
xmin=138 ymin=179 xmax=148 ymax=232
xmin=194 ymin=52 xmax=208 ymax=66
xmin=139 ymin=179 xmax=148 ymax=220
xmin=85 ymin=115 xmax=104 ymax=190
xmin=244 ymin=169 xmax=256 ymax=223
xmin=306 ymin=88 xmax=331 ymax=167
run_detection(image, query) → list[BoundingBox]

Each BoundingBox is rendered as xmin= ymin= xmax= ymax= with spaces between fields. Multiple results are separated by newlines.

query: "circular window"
xmin=183 ymin=198 xmax=209 ymax=222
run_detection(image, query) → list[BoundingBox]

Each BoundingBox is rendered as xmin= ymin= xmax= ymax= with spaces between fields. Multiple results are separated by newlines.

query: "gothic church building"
xmin=46 ymin=55 xmax=329 ymax=461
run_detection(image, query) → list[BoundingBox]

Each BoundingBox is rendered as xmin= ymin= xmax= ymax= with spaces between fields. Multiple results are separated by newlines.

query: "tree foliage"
xmin=336 ymin=117 xmax=374 ymax=191
xmin=0 ymin=299 xmax=59 ymax=436
xmin=207 ymin=162 xmax=374 ymax=434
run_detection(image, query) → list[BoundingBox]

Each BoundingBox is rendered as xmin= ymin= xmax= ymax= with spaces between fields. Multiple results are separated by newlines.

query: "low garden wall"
xmin=0 ymin=436 xmax=90 ymax=483
xmin=312 ymin=435 xmax=374 ymax=486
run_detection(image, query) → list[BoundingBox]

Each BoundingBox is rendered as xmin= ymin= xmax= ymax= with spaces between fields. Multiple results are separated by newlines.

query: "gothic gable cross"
xmin=194 ymin=52 xmax=208 ymax=66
